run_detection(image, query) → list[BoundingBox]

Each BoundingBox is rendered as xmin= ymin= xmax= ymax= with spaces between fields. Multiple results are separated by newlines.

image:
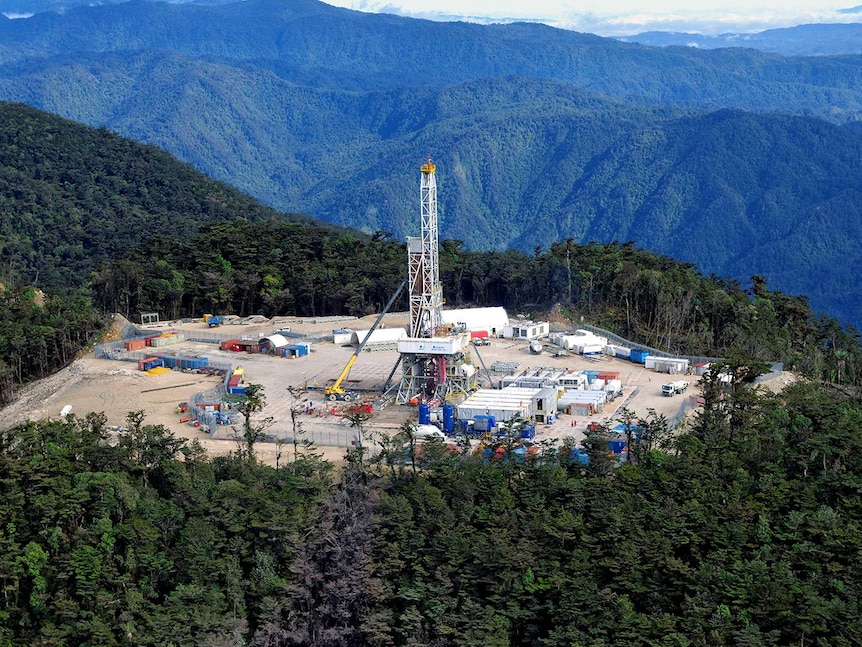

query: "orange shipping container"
xmin=125 ymin=339 xmax=146 ymax=351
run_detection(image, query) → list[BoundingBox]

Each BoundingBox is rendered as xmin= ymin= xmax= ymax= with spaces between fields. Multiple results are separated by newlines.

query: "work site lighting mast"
xmin=408 ymin=157 xmax=445 ymax=339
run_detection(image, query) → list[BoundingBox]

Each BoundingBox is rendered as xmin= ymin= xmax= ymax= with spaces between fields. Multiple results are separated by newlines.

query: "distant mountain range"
xmin=623 ymin=22 xmax=862 ymax=57
xmin=2 ymin=0 xmax=862 ymax=329
xmin=6 ymin=0 xmax=862 ymax=58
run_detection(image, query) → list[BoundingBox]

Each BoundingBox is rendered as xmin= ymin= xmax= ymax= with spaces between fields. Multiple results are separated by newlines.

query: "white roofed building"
xmin=441 ymin=307 xmax=509 ymax=336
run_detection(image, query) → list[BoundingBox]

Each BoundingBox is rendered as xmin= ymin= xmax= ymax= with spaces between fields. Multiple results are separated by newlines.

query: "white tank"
xmin=459 ymin=363 xmax=476 ymax=377
xmin=415 ymin=424 xmax=445 ymax=440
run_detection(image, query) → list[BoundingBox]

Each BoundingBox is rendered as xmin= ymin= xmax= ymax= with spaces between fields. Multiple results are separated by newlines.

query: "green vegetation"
xmin=2 ymin=371 xmax=862 ymax=645
xmin=90 ymin=226 xmax=862 ymax=387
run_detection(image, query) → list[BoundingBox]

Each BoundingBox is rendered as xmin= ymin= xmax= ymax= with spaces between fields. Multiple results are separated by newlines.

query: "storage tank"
xmin=459 ymin=363 xmax=476 ymax=377
xmin=418 ymin=403 xmax=431 ymax=425
xmin=442 ymin=404 xmax=455 ymax=435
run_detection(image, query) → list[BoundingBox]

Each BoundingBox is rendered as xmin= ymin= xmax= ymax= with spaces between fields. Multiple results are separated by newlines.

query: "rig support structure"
xmin=395 ymin=158 xmax=478 ymax=404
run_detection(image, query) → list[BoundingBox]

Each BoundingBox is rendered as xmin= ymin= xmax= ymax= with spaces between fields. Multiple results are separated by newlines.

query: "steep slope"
xmin=0 ymin=102 xmax=316 ymax=290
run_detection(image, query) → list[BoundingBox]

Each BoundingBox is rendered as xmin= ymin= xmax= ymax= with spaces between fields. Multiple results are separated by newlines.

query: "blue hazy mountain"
xmin=623 ymin=22 xmax=862 ymax=56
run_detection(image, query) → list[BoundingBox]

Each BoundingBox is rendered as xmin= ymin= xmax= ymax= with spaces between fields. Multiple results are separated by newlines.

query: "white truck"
xmin=661 ymin=380 xmax=689 ymax=396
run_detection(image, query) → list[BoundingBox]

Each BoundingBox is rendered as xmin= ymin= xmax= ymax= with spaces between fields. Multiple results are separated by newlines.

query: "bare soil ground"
xmin=0 ymin=312 xmax=796 ymax=466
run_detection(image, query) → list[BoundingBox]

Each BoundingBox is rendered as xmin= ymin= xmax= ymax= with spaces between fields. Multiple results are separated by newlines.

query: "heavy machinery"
xmin=325 ymin=279 xmax=407 ymax=401
xmin=661 ymin=380 xmax=689 ymax=396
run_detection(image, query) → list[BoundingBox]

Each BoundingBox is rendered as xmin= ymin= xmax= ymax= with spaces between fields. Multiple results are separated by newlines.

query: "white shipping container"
xmin=606 ymin=344 xmax=631 ymax=359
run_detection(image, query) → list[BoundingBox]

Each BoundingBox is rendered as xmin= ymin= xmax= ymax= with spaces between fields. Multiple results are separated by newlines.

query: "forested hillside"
xmin=3 ymin=1 xmax=862 ymax=326
xmin=1 ymin=102 xmax=861 ymax=407
xmin=0 ymin=103 xmax=320 ymax=291
xmin=2 ymin=374 xmax=862 ymax=645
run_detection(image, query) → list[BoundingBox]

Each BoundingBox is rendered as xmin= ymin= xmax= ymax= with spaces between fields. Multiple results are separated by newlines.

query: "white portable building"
xmin=557 ymin=388 xmax=607 ymax=414
xmin=605 ymin=344 xmax=631 ymax=359
xmin=503 ymin=320 xmax=550 ymax=340
xmin=332 ymin=328 xmax=353 ymax=344
xmin=647 ymin=357 xmax=690 ymax=374
xmin=457 ymin=386 xmax=559 ymax=423
xmin=557 ymin=370 xmax=588 ymax=390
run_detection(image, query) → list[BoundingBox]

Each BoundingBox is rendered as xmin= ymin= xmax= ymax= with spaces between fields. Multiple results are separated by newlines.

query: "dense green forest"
xmin=2 ymin=371 xmax=862 ymax=645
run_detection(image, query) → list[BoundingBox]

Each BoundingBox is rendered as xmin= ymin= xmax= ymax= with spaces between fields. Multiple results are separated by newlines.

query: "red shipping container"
xmin=125 ymin=339 xmax=146 ymax=351
xmin=228 ymin=374 xmax=241 ymax=387
xmin=470 ymin=330 xmax=489 ymax=339
xmin=597 ymin=371 xmax=620 ymax=381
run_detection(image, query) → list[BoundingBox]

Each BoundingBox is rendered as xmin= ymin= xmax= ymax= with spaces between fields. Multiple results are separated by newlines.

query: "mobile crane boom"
xmin=325 ymin=279 xmax=407 ymax=401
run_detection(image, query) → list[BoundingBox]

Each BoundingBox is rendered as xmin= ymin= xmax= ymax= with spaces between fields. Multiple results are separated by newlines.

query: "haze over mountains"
xmin=1 ymin=0 xmax=862 ymax=329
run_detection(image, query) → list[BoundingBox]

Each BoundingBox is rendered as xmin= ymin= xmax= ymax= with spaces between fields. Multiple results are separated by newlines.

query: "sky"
xmin=321 ymin=0 xmax=862 ymax=36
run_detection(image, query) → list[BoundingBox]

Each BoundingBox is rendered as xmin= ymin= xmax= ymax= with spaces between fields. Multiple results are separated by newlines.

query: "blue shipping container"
xmin=157 ymin=355 xmax=177 ymax=369
xmin=608 ymin=439 xmax=627 ymax=454
xmin=473 ymin=414 xmax=496 ymax=432
xmin=630 ymin=349 xmax=649 ymax=364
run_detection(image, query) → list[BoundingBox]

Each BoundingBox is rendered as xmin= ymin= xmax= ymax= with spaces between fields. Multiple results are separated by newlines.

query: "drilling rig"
xmin=394 ymin=158 xmax=478 ymax=403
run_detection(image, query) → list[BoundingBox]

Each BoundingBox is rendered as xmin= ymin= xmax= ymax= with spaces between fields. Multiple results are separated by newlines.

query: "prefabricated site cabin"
xmin=457 ymin=385 xmax=560 ymax=424
xmin=646 ymin=356 xmax=690 ymax=374
xmin=502 ymin=320 xmax=550 ymax=340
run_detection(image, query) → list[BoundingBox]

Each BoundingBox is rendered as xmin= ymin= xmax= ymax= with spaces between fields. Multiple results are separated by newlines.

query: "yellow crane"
xmin=325 ymin=279 xmax=407 ymax=401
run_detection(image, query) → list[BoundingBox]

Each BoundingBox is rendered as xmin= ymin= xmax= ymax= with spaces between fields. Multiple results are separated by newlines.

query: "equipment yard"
xmin=0 ymin=311 xmax=702 ymax=465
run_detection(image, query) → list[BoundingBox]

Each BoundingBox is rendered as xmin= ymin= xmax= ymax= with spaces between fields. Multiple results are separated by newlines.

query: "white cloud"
xmin=323 ymin=0 xmax=862 ymax=35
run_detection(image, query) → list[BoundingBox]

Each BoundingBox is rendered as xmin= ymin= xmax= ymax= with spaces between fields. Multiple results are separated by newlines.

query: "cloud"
xmin=324 ymin=0 xmax=862 ymax=36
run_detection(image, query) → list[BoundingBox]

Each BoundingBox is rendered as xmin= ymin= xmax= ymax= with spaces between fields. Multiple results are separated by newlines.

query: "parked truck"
xmin=661 ymin=380 xmax=689 ymax=396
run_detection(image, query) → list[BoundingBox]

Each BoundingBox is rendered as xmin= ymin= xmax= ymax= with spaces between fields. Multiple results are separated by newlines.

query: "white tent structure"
xmin=441 ymin=307 xmax=509 ymax=336
xmin=258 ymin=334 xmax=290 ymax=352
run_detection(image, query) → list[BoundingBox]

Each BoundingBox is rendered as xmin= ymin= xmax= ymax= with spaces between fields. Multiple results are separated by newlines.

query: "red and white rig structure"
xmin=395 ymin=158 xmax=478 ymax=403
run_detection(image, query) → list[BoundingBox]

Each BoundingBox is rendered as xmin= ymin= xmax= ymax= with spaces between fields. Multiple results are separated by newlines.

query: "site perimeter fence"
xmin=208 ymin=420 xmax=371 ymax=454
xmin=576 ymin=323 xmax=724 ymax=366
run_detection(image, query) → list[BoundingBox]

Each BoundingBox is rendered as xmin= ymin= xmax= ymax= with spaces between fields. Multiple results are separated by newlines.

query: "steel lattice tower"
xmin=407 ymin=158 xmax=444 ymax=339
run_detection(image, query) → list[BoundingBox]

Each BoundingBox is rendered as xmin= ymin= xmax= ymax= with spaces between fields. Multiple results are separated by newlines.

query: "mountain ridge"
xmin=2 ymin=0 xmax=862 ymax=327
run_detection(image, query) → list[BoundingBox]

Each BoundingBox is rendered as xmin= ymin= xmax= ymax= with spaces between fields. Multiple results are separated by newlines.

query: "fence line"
xmin=575 ymin=323 xmax=724 ymax=366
